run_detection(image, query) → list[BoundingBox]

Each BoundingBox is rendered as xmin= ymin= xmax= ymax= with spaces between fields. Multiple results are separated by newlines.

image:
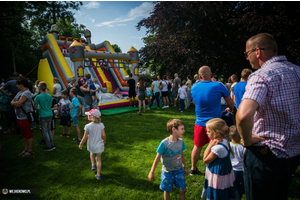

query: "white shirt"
xmin=53 ymin=83 xmax=62 ymax=97
xmin=161 ymin=80 xmax=169 ymax=92
xmin=211 ymin=139 xmax=229 ymax=158
xmin=178 ymin=87 xmax=186 ymax=99
xmin=230 ymin=142 xmax=246 ymax=171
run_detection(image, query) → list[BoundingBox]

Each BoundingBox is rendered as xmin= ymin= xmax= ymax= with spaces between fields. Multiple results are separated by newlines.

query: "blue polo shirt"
xmin=233 ymin=81 xmax=247 ymax=109
xmin=191 ymin=81 xmax=230 ymax=126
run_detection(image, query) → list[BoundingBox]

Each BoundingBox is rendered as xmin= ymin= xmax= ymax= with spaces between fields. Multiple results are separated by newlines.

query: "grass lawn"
xmin=1 ymin=105 xmax=300 ymax=199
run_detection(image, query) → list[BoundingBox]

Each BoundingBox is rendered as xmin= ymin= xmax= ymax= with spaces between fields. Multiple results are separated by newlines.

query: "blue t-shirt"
xmin=71 ymin=97 xmax=80 ymax=118
xmin=233 ymin=81 xmax=247 ymax=109
xmin=191 ymin=81 xmax=230 ymax=126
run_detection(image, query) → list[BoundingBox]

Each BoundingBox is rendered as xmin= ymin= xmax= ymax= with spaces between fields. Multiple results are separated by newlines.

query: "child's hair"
xmin=89 ymin=115 xmax=101 ymax=123
xmin=70 ymin=87 xmax=78 ymax=96
xmin=182 ymin=80 xmax=186 ymax=85
xmin=229 ymin=125 xmax=240 ymax=142
xmin=16 ymin=78 xmax=29 ymax=88
xmin=71 ymin=77 xmax=76 ymax=83
xmin=206 ymin=118 xmax=234 ymax=156
xmin=61 ymin=89 xmax=68 ymax=96
xmin=138 ymin=76 xmax=145 ymax=89
xmin=53 ymin=77 xmax=60 ymax=83
xmin=38 ymin=81 xmax=47 ymax=92
xmin=167 ymin=119 xmax=184 ymax=135
xmin=35 ymin=80 xmax=40 ymax=86
xmin=92 ymin=78 xmax=97 ymax=83
xmin=85 ymin=74 xmax=91 ymax=79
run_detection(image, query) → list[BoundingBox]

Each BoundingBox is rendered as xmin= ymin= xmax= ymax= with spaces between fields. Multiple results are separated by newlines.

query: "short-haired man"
xmin=236 ymin=33 xmax=300 ymax=200
xmin=190 ymin=66 xmax=234 ymax=175
xmin=127 ymin=73 xmax=136 ymax=107
xmin=172 ymin=73 xmax=181 ymax=107
xmin=232 ymin=68 xmax=252 ymax=109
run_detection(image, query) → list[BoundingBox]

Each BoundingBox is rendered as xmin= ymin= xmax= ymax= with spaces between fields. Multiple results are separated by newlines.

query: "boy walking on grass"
xmin=69 ymin=88 xmax=82 ymax=143
xmin=57 ymin=90 xmax=72 ymax=138
xmin=34 ymin=82 xmax=55 ymax=151
xmin=148 ymin=119 xmax=188 ymax=200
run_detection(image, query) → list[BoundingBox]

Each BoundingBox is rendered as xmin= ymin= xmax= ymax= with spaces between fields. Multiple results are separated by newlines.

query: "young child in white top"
xmin=176 ymin=84 xmax=186 ymax=112
xmin=79 ymin=109 xmax=106 ymax=180
xmin=229 ymin=125 xmax=246 ymax=200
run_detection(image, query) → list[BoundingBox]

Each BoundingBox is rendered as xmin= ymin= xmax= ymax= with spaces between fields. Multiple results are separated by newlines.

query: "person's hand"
xmin=76 ymin=114 xmax=79 ymax=118
xmin=225 ymin=107 xmax=232 ymax=113
xmin=210 ymin=139 xmax=220 ymax=146
xmin=79 ymin=144 xmax=82 ymax=150
xmin=242 ymin=135 xmax=267 ymax=147
xmin=148 ymin=172 xmax=155 ymax=182
xmin=184 ymin=167 xmax=189 ymax=176
xmin=102 ymin=140 xmax=105 ymax=145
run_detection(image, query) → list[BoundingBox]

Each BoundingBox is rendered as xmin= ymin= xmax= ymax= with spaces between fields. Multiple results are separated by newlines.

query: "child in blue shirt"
xmin=148 ymin=119 xmax=188 ymax=200
xmin=69 ymin=88 xmax=82 ymax=143
xmin=57 ymin=90 xmax=72 ymax=138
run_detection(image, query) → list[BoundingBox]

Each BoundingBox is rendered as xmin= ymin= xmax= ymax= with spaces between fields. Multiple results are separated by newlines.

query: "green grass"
xmin=1 ymin=106 xmax=300 ymax=200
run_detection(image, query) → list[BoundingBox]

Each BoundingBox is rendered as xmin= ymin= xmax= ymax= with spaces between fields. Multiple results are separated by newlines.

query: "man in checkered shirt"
xmin=236 ymin=33 xmax=300 ymax=200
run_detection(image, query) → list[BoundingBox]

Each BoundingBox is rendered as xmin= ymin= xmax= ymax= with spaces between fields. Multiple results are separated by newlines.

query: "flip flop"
xmin=91 ymin=165 xmax=96 ymax=170
xmin=22 ymin=151 xmax=34 ymax=157
xmin=19 ymin=150 xmax=27 ymax=156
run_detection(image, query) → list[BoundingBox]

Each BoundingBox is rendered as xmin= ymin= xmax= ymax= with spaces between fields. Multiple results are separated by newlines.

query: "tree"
xmin=111 ymin=44 xmax=122 ymax=53
xmin=137 ymin=2 xmax=300 ymax=80
xmin=56 ymin=19 xmax=86 ymax=39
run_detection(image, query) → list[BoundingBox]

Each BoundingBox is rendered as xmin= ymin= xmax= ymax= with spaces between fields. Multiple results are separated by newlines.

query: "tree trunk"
xmin=52 ymin=2 xmax=56 ymax=24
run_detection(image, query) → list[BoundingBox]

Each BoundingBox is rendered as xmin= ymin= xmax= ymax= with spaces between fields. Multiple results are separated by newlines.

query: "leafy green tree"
xmin=137 ymin=2 xmax=300 ymax=79
xmin=111 ymin=44 xmax=122 ymax=53
xmin=56 ymin=19 xmax=86 ymax=39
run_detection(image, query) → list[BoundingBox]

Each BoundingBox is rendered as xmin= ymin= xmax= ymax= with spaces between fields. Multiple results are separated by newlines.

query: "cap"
xmin=85 ymin=109 xmax=101 ymax=118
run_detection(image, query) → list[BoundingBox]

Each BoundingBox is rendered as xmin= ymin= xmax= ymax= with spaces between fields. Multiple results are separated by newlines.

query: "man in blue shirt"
xmin=232 ymin=68 xmax=252 ymax=109
xmin=190 ymin=66 xmax=234 ymax=175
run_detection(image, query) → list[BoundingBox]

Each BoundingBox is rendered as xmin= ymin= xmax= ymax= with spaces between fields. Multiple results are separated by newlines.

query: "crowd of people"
xmin=1 ymin=33 xmax=300 ymax=199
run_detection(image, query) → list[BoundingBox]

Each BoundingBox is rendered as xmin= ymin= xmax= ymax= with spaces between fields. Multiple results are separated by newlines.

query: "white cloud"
xmin=84 ymin=2 xmax=101 ymax=9
xmin=117 ymin=24 xmax=127 ymax=26
xmin=95 ymin=2 xmax=153 ymax=27
xmin=131 ymin=36 xmax=142 ymax=39
xmin=89 ymin=17 xmax=95 ymax=23
xmin=74 ymin=10 xmax=84 ymax=18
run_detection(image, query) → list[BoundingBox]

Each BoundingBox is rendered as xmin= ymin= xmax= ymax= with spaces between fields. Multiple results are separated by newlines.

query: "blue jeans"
xmin=149 ymin=92 xmax=160 ymax=108
xmin=180 ymin=98 xmax=184 ymax=111
xmin=40 ymin=117 xmax=54 ymax=148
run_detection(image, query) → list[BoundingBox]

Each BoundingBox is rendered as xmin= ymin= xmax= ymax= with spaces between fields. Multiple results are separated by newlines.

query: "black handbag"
xmin=20 ymin=101 xmax=37 ymax=123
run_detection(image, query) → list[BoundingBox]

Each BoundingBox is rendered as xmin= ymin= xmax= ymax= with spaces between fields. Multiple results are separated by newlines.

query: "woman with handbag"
xmin=11 ymin=78 xmax=34 ymax=157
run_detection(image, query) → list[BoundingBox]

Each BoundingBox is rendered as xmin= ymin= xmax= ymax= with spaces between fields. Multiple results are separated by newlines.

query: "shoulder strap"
xmin=217 ymin=142 xmax=229 ymax=151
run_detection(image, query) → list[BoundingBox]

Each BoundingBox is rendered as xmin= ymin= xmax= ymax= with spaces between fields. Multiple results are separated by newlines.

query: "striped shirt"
xmin=243 ymin=55 xmax=300 ymax=159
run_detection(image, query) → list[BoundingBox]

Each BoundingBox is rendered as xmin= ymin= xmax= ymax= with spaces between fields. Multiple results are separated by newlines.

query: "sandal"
xmin=67 ymin=134 xmax=71 ymax=138
xmin=19 ymin=150 xmax=27 ymax=156
xmin=22 ymin=151 xmax=34 ymax=157
xmin=91 ymin=165 xmax=96 ymax=170
xmin=60 ymin=134 xmax=66 ymax=137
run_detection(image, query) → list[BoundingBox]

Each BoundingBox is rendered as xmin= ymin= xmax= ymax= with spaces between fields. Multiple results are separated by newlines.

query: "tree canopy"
xmin=137 ymin=2 xmax=300 ymax=80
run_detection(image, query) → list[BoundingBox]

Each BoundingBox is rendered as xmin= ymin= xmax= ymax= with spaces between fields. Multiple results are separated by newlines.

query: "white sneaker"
xmin=162 ymin=106 xmax=167 ymax=109
xmin=166 ymin=105 xmax=169 ymax=108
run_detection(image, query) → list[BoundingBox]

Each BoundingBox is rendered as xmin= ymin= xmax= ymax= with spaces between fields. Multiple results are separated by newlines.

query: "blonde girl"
xmin=79 ymin=109 xmax=106 ymax=180
xmin=201 ymin=118 xmax=237 ymax=200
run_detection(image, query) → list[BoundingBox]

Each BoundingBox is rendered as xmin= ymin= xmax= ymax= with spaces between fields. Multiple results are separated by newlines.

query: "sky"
xmin=74 ymin=1 xmax=154 ymax=53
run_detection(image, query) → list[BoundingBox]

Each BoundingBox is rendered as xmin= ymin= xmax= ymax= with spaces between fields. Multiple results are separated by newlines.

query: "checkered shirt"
xmin=243 ymin=55 xmax=300 ymax=158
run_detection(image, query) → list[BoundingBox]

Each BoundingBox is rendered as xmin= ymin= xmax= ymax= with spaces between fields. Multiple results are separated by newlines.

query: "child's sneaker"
xmin=95 ymin=174 xmax=101 ymax=180
xmin=91 ymin=165 xmax=96 ymax=170
xmin=43 ymin=147 xmax=53 ymax=151
xmin=60 ymin=134 xmax=66 ymax=137
xmin=190 ymin=167 xmax=201 ymax=176
xmin=67 ymin=134 xmax=71 ymax=138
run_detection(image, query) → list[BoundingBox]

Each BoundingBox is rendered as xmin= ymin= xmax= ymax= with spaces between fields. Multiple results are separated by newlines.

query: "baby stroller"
xmin=221 ymin=98 xmax=236 ymax=127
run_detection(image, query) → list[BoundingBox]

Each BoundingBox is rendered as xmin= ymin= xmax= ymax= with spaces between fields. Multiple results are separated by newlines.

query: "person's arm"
xmin=102 ymin=129 xmax=106 ymax=145
xmin=203 ymin=139 xmax=219 ymax=164
xmin=224 ymin=95 xmax=234 ymax=111
xmin=34 ymin=103 xmax=38 ymax=110
xmin=181 ymin=153 xmax=189 ymax=176
xmin=76 ymin=104 xmax=82 ymax=118
xmin=0 ymin=87 xmax=11 ymax=97
xmin=80 ymin=86 xmax=89 ymax=92
xmin=52 ymin=86 xmax=56 ymax=95
xmin=79 ymin=130 xmax=88 ymax=149
xmin=11 ymin=95 xmax=28 ymax=108
xmin=56 ymin=105 xmax=61 ymax=116
xmin=236 ymin=99 xmax=265 ymax=146
xmin=148 ymin=153 xmax=161 ymax=182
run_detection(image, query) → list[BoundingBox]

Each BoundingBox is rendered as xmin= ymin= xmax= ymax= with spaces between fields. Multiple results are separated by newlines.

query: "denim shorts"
xmin=72 ymin=117 xmax=79 ymax=126
xmin=84 ymin=100 xmax=98 ymax=109
xmin=160 ymin=168 xmax=186 ymax=192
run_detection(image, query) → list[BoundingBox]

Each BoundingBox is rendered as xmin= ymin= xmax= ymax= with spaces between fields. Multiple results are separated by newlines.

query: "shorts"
xmin=72 ymin=116 xmax=79 ymax=126
xmin=160 ymin=168 xmax=186 ymax=192
xmin=17 ymin=119 xmax=33 ymax=139
xmin=234 ymin=170 xmax=244 ymax=199
xmin=84 ymin=101 xmax=98 ymax=109
xmin=162 ymin=91 xmax=169 ymax=97
xmin=194 ymin=124 xmax=210 ymax=147
xmin=172 ymin=89 xmax=178 ymax=99
xmin=60 ymin=116 xmax=71 ymax=127
xmin=128 ymin=90 xmax=136 ymax=98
